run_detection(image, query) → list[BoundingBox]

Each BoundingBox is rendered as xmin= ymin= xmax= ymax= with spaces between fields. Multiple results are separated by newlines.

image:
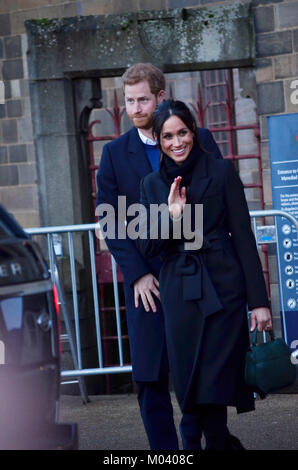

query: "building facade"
xmin=0 ymin=0 xmax=297 ymax=391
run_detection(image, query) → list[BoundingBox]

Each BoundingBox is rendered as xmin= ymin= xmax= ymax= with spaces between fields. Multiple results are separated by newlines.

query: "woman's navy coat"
xmin=96 ymin=126 xmax=222 ymax=383
xmin=137 ymin=150 xmax=270 ymax=414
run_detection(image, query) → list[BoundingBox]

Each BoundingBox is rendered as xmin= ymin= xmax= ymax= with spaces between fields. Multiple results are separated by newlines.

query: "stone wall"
xmin=253 ymin=0 xmax=298 ymax=335
xmin=254 ymin=1 xmax=298 ymax=207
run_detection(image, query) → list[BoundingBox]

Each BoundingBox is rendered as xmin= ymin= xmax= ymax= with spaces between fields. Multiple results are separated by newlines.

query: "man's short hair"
xmin=122 ymin=63 xmax=165 ymax=96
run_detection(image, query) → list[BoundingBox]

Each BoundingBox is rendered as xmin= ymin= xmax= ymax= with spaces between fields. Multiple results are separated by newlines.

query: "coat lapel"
xmin=187 ymin=150 xmax=211 ymax=202
xmin=156 ymin=176 xmax=171 ymax=204
xmin=127 ymin=127 xmax=153 ymax=179
xmin=152 ymin=149 xmax=212 ymax=206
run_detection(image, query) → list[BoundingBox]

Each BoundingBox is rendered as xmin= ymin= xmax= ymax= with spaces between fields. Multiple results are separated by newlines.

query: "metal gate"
xmin=87 ymin=70 xmax=270 ymax=393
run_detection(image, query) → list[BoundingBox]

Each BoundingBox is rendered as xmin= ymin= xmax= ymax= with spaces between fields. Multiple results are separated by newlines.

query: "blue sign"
xmin=268 ymin=113 xmax=298 ymax=351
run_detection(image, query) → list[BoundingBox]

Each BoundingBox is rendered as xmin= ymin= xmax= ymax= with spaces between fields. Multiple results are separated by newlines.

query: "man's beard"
xmin=128 ymin=114 xmax=153 ymax=129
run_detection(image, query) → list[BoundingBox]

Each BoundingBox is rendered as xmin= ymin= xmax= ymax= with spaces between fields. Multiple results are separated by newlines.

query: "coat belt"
xmin=166 ymin=231 xmax=227 ymax=317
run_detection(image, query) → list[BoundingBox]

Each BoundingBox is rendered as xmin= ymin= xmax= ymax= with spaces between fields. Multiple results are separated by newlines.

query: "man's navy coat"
xmin=96 ymin=126 xmax=222 ymax=382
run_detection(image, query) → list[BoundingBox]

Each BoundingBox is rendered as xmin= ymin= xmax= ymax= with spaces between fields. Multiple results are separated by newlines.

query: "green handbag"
xmin=245 ymin=329 xmax=297 ymax=397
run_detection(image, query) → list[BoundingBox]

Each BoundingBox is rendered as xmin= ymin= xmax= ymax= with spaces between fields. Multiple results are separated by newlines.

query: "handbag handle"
xmin=251 ymin=328 xmax=275 ymax=346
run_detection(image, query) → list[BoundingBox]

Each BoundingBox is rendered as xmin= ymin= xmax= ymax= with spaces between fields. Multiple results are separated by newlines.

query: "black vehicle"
xmin=0 ymin=205 xmax=77 ymax=450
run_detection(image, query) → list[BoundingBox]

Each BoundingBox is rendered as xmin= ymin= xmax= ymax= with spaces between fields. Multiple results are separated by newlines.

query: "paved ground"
xmin=59 ymin=392 xmax=298 ymax=451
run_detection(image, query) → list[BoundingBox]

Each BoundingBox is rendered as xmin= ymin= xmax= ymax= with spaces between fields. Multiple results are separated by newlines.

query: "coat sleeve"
xmin=96 ymin=144 xmax=151 ymax=287
xmin=223 ymin=160 xmax=270 ymax=310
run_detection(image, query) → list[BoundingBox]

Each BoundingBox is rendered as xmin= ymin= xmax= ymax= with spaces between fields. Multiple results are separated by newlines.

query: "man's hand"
xmin=250 ymin=307 xmax=272 ymax=332
xmin=134 ymin=273 xmax=161 ymax=313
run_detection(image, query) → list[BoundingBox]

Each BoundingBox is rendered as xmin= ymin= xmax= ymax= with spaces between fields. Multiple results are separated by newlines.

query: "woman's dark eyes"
xmin=163 ymin=130 xmax=188 ymax=139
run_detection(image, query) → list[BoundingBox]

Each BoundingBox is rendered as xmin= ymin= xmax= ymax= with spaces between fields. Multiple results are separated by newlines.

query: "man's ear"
xmin=157 ymin=89 xmax=166 ymax=104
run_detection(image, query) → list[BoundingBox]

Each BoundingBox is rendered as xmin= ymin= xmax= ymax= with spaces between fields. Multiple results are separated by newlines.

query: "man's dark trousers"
xmin=136 ymin=342 xmax=203 ymax=450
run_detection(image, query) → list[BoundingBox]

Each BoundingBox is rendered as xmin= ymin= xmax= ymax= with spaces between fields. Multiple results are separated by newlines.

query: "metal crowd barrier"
xmin=26 ymin=223 xmax=132 ymax=404
xmin=25 ymin=209 xmax=298 ymax=392
xmin=250 ymin=209 xmax=298 ymax=347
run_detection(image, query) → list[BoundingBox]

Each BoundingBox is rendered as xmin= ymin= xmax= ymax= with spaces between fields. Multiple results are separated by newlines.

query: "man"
xmin=96 ymin=63 xmax=223 ymax=450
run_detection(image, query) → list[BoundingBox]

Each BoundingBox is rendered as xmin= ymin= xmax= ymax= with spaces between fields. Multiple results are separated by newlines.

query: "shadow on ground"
xmin=59 ymin=392 xmax=298 ymax=450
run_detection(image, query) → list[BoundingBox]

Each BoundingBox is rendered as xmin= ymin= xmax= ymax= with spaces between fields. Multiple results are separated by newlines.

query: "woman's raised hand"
xmin=168 ymin=176 xmax=186 ymax=219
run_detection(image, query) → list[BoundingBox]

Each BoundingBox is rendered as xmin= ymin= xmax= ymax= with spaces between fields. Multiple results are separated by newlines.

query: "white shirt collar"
xmin=137 ymin=129 xmax=157 ymax=146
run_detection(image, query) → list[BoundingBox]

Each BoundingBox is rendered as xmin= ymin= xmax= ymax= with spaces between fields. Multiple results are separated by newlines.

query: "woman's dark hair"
xmin=152 ymin=99 xmax=200 ymax=148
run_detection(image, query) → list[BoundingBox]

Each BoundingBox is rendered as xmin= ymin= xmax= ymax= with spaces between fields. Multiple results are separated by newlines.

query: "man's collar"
xmin=137 ymin=128 xmax=157 ymax=146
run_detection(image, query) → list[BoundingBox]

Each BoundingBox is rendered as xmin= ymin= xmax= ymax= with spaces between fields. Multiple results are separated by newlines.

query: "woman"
xmin=137 ymin=100 xmax=272 ymax=450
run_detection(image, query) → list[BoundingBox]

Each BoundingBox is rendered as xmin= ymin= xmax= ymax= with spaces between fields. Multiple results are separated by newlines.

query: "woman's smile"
xmin=172 ymin=146 xmax=187 ymax=156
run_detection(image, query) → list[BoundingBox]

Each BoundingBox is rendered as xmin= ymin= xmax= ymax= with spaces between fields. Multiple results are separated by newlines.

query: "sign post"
xmin=268 ymin=113 xmax=298 ymax=350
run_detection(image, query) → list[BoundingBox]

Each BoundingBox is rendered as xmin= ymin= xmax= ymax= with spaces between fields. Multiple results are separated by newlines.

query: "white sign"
xmin=0 ymin=340 xmax=5 ymax=364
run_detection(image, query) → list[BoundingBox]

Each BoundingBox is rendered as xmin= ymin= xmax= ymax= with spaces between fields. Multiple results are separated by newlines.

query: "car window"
xmin=0 ymin=221 xmax=14 ymax=240
xmin=0 ymin=298 xmax=23 ymax=331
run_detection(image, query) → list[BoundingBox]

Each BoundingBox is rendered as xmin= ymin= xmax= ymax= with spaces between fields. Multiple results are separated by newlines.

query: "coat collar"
xmin=127 ymin=127 xmax=152 ymax=179
xmin=156 ymin=147 xmax=211 ymax=203
xmin=187 ymin=149 xmax=211 ymax=202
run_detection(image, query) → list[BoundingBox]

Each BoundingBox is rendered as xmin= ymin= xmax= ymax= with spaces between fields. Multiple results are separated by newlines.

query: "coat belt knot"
xmin=167 ymin=231 xmax=224 ymax=317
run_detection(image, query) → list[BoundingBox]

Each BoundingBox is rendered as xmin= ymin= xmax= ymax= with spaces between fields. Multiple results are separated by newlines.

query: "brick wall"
xmin=0 ymin=1 xmax=88 ymax=228
xmin=254 ymin=0 xmax=298 ymax=208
